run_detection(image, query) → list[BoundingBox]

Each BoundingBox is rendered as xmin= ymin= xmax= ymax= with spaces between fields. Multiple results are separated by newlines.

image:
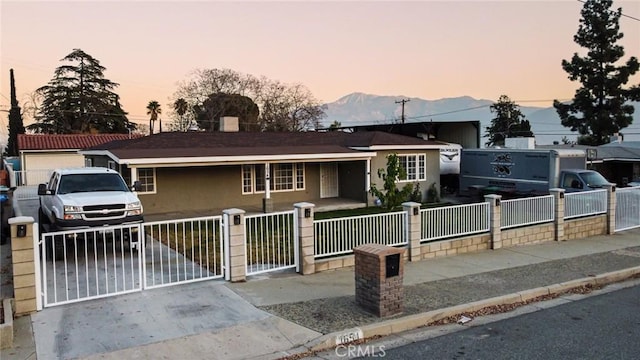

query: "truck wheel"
xmin=38 ymin=208 xmax=50 ymax=235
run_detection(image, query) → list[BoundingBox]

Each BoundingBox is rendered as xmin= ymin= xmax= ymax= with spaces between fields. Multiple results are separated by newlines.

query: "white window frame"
xmin=242 ymin=163 xmax=305 ymax=194
xmin=397 ymin=154 xmax=426 ymax=182
xmin=242 ymin=165 xmax=254 ymax=194
xmin=137 ymin=167 xmax=156 ymax=194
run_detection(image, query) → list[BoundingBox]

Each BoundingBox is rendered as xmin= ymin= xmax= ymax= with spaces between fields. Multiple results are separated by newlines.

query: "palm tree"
xmin=174 ymin=98 xmax=189 ymax=131
xmin=146 ymin=100 xmax=162 ymax=135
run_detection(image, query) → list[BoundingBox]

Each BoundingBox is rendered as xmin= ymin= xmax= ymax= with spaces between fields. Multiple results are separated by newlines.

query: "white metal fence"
xmin=39 ymin=224 xmax=143 ymax=307
xmin=564 ymin=189 xmax=608 ymax=219
xmin=615 ymin=186 xmax=640 ymax=231
xmin=245 ymin=210 xmax=298 ymax=275
xmin=38 ymin=216 xmax=225 ymax=307
xmin=420 ymin=202 xmax=490 ymax=242
xmin=314 ymin=211 xmax=407 ymax=259
xmin=501 ymin=195 xmax=555 ymax=229
xmin=142 ymin=216 xmax=224 ymax=289
xmin=13 ymin=169 xmax=53 ymax=187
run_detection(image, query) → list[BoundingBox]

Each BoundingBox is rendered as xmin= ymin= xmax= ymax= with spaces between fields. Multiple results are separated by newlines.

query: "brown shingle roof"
xmin=18 ymin=134 xmax=144 ymax=151
xmin=85 ymin=131 xmax=444 ymax=159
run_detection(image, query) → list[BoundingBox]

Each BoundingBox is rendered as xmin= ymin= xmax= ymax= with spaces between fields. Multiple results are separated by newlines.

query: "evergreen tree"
xmin=27 ymin=49 xmax=135 ymax=134
xmin=484 ymin=95 xmax=533 ymax=147
xmin=5 ymin=69 xmax=25 ymax=157
xmin=553 ymin=0 xmax=640 ymax=146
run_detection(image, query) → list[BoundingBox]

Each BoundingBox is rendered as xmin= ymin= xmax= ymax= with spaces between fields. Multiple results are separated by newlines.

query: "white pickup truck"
xmin=38 ymin=167 xmax=144 ymax=258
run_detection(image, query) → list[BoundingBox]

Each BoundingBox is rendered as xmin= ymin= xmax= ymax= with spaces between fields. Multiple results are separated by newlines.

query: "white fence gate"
xmin=38 ymin=216 xmax=225 ymax=308
xmin=616 ymin=186 xmax=640 ymax=231
xmin=244 ymin=210 xmax=298 ymax=276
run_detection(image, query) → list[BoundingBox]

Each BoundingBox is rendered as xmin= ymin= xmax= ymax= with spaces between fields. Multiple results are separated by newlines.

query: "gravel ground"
xmin=259 ymin=247 xmax=640 ymax=334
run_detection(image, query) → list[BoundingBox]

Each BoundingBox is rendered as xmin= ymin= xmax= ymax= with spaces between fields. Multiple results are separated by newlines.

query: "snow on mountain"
xmin=323 ymin=93 xmax=640 ymax=145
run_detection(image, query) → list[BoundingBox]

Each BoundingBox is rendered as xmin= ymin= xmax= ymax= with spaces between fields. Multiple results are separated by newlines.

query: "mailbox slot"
xmin=385 ymin=253 xmax=400 ymax=278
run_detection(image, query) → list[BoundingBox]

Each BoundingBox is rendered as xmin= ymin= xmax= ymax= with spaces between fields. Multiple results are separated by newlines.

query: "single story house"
xmin=538 ymin=140 xmax=640 ymax=187
xmin=81 ymin=117 xmax=446 ymax=216
xmin=17 ymin=133 xmax=141 ymax=185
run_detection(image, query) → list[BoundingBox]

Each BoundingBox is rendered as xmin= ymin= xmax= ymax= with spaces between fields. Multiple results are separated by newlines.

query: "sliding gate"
xmin=38 ymin=216 xmax=225 ymax=308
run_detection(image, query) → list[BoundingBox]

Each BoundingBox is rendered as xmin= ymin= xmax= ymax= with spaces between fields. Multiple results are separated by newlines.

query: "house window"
xmin=398 ymin=154 xmax=426 ymax=181
xmin=242 ymin=163 xmax=305 ymax=194
xmin=242 ymin=165 xmax=253 ymax=194
xmin=85 ymin=158 xmax=93 ymax=167
xmin=296 ymin=164 xmax=305 ymax=190
xmin=137 ymin=168 xmax=156 ymax=193
xmin=273 ymin=163 xmax=293 ymax=191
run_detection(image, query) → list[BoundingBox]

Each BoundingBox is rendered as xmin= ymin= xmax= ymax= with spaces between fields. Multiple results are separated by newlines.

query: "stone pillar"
xmin=485 ymin=194 xmax=502 ymax=249
xmin=294 ymin=202 xmax=315 ymax=275
xmin=223 ymin=208 xmax=246 ymax=282
xmin=550 ymin=188 xmax=566 ymax=241
xmin=402 ymin=201 xmax=421 ymax=261
xmin=605 ymin=184 xmax=616 ymax=234
xmin=9 ymin=216 xmax=38 ymax=315
xmin=354 ymin=244 xmax=404 ymax=317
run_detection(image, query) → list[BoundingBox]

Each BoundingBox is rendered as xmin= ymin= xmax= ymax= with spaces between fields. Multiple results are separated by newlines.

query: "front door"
xmin=320 ymin=163 xmax=339 ymax=198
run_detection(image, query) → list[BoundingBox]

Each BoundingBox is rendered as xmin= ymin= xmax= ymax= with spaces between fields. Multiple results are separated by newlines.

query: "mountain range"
xmin=322 ymin=92 xmax=640 ymax=145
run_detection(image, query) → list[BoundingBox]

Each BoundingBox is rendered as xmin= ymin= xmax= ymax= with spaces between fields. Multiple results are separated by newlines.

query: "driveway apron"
xmin=31 ymin=280 xmax=270 ymax=360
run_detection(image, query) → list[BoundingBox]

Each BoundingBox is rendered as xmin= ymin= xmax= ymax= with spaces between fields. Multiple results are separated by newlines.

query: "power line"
xmin=576 ymin=0 xmax=640 ymax=22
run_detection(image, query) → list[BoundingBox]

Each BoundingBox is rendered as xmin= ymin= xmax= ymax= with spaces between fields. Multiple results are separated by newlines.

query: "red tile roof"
xmin=18 ymin=134 xmax=144 ymax=151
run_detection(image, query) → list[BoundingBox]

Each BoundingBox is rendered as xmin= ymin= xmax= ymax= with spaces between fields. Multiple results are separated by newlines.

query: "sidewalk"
xmin=2 ymin=228 xmax=640 ymax=360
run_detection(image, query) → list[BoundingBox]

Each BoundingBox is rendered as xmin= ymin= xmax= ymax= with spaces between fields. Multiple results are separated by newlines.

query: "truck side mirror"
xmin=132 ymin=181 xmax=142 ymax=192
xmin=37 ymin=183 xmax=48 ymax=195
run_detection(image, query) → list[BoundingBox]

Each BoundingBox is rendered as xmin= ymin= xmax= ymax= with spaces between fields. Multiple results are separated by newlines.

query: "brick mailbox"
xmin=354 ymin=244 xmax=405 ymax=317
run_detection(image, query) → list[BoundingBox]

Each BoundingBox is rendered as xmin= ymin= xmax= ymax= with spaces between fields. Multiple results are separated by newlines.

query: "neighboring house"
xmin=348 ymin=120 xmax=482 ymax=149
xmin=536 ymin=139 xmax=640 ymax=187
xmin=17 ymin=133 xmax=142 ymax=185
xmin=81 ymin=117 xmax=446 ymax=216
xmin=592 ymin=141 xmax=640 ymax=186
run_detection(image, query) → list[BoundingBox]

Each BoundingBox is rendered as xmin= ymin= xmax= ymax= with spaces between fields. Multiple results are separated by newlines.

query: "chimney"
xmin=219 ymin=116 xmax=239 ymax=132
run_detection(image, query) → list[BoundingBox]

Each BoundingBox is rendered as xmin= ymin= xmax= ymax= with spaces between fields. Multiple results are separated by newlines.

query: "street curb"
xmin=297 ymin=265 xmax=640 ymax=355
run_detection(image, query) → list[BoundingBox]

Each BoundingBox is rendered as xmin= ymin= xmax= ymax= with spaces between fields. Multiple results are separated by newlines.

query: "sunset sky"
xmin=1 ymin=0 xmax=639 ymax=131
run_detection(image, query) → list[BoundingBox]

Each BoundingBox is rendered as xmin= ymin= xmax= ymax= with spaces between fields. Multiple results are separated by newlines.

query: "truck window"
xmin=57 ymin=174 xmax=129 ymax=194
xmin=563 ymin=174 xmax=580 ymax=188
xmin=580 ymin=171 xmax=609 ymax=188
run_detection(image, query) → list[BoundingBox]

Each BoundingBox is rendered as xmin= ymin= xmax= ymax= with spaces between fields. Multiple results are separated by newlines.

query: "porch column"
xmin=130 ymin=166 xmax=139 ymax=186
xmin=9 ymin=216 xmax=40 ymax=315
xmin=223 ymin=208 xmax=246 ymax=282
xmin=485 ymin=194 xmax=502 ymax=249
xmin=402 ymin=202 xmax=422 ymax=261
xmin=263 ymin=162 xmax=273 ymax=213
xmin=605 ymin=184 xmax=616 ymax=234
xmin=295 ymin=202 xmax=315 ymax=275
xmin=550 ymin=188 xmax=565 ymax=241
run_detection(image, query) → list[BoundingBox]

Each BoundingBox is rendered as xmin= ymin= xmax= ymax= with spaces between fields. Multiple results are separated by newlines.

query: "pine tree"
xmin=5 ymin=69 xmax=25 ymax=157
xmin=553 ymin=0 xmax=640 ymax=146
xmin=27 ymin=49 xmax=135 ymax=134
xmin=484 ymin=95 xmax=533 ymax=147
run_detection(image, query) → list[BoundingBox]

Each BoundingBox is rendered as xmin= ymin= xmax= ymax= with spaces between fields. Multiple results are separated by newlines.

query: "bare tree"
xmin=172 ymin=68 xmax=325 ymax=132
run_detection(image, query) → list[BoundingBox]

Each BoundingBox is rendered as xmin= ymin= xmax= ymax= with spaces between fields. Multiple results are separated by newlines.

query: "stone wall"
xmin=564 ymin=214 xmax=607 ymax=240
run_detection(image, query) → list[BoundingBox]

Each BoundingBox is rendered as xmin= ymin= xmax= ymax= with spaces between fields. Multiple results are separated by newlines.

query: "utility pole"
xmin=395 ymin=99 xmax=410 ymax=124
